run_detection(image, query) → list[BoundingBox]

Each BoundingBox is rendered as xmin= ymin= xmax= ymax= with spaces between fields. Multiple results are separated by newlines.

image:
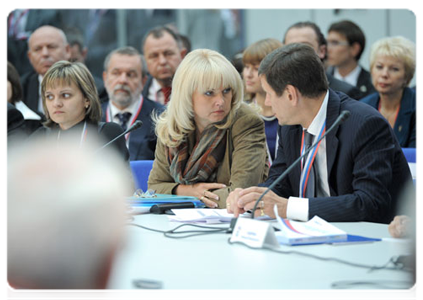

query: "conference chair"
xmin=402 ymin=148 xmax=416 ymax=182
xmin=130 ymin=160 xmax=154 ymax=191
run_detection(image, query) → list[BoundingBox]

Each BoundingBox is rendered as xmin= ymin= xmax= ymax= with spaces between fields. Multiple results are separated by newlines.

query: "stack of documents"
xmin=275 ymin=216 xmax=348 ymax=245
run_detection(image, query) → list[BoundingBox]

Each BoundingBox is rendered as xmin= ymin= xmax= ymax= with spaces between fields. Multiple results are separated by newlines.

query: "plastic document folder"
xmin=127 ymin=194 xmax=205 ymax=214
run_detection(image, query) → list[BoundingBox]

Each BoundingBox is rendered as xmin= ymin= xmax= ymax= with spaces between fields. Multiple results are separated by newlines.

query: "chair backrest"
xmin=402 ymin=148 xmax=416 ymax=163
xmin=130 ymin=160 xmax=154 ymax=191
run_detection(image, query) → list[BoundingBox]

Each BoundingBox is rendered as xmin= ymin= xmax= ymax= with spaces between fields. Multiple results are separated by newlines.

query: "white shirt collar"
xmin=304 ymin=90 xmax=329 ymax=137
xmin=109 ymin=96 xmax=141 ymax=120
xmin=148 ymin=78 xmax=166 ymax=104
xmin=334 ymin=65 xmax=361 ymax=87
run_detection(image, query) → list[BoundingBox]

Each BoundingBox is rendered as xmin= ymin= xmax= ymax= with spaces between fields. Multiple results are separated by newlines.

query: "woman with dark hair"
xmin=31 ymin=60 xmax=129 ymax=161
xmin=7 ymin=61 xmax=43 ymax=135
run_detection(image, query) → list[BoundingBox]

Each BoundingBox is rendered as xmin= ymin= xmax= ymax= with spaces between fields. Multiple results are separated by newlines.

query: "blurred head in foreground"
xmin=8 ymin=136 xmax=131 ymax=289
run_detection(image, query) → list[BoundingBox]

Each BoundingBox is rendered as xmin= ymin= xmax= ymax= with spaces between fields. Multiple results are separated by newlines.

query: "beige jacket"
xmin=148 ymin=103 xmax=269 ymax=208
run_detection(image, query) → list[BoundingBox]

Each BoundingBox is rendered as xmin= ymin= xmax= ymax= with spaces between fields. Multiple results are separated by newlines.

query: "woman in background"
xmin=148 ymin=49 xmax=269 ymax=208
xmin=360 ymin=36 xmax=415 ymax=148
xmin=242 ymin=38 xmax=283 ymax=163
xmin=32 ymin=60 xmax=129 ymax=161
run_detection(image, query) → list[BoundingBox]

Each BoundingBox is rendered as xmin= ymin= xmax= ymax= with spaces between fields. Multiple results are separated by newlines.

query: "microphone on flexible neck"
xmin=95 ymin=120 xmax=143 ymax=153
xmin=250 ymin=110 xmax=351 ymax=219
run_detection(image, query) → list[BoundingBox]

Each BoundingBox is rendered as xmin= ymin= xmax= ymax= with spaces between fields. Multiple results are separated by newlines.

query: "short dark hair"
xmin=284 ymin=21 xmax=327 ymax=47
xmin=7 ymin=62 xmax=23 ymax=104
xmin=259 ymin=43 xmax=328 ymax=98
xmin=328 ymin=20 xmax=366 ymax=61
xmin=141 ymin=26 xmax=181 ymax=53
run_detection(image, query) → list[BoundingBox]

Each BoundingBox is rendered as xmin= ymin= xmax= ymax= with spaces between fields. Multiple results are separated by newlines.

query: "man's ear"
xmin=285 ymin=84 xmax=299 ymax=105
xmin=180 ymin=47 xmax=188 ymax=59
xmin=350 ymin=42 xmax=361 ymax=60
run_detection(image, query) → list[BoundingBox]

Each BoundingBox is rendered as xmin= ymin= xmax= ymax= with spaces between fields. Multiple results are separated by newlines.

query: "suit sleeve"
xmin=259 ymin=126 xmax=295 ymax=198
xmin=406 ymin=111 xmax=416 ymax=148
xmin=309 ymin=115 xmax=399 ymax=223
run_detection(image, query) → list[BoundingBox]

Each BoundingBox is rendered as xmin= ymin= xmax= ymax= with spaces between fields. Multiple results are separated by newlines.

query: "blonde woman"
xmin=31 ymin=60 xmax=129 ymax=160
xmin=361 ymin=36 xmax=415 ymax=148
xmin=148 ymin=49 xmax=269 ymax=208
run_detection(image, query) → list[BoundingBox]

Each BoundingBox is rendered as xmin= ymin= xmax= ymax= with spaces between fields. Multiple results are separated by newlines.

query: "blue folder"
xmin=127 ymin=194 xmax=206 ymax=213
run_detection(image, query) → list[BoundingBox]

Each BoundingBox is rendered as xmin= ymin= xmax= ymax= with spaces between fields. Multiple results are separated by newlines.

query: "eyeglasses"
xmin=327 ymin=40 xmax=350 ymax=47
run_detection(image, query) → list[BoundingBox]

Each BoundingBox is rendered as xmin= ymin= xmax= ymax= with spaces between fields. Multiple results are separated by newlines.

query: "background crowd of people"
xmin=7 ymin=8 xmax=416 ymax=290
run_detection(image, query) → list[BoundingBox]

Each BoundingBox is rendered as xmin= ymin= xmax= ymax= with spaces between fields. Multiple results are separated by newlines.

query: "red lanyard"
xmin=299 ymin=121 xmax=326 ymax=198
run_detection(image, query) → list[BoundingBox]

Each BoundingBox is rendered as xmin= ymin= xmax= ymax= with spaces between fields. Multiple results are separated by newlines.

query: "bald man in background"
xmin=20 ymin=25 xmax=71 ymax=116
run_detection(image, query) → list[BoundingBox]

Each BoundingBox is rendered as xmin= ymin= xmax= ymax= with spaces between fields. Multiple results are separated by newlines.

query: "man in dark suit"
xmin=141 ymin=26 xmax=187 ymax=105
xmin=326 ymin=20 xmax=376 ymax=98
xmin=20 ymin=25 xmax=71 ymax=116
xmin=226 ymin=43 xmax=411 ymax=224
xmin=283 ymin=21 xmax=363 ymax=100
xmin=102 ymin=46 xmax=165 ymax=161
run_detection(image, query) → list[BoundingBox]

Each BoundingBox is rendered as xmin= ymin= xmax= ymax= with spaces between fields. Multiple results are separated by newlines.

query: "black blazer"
xmin=326 ymin=72 xmax=362 ymax=100
xmin=263 ymin=89 xmax=412 ymax=224
xmin=20 ymin=71 xmax=43 ymax=116
xmin=101 ymin=97 xmax=165 ymax=161
xmin=327 ymin=66 xmax=376 ymax=99
xmin=31 ymin=120 xmax=129 ymax=161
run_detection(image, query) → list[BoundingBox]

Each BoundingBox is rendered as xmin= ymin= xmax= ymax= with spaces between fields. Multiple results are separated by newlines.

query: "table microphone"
xmin=249 ymin=110 xmax=351 ymax=219
xmin=95 ymin=120 xmax=143 ymax=153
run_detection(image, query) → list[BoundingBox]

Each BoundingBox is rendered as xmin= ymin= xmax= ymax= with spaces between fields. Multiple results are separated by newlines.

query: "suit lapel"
xmin=325 ymin=90 xmax=341 ymax=181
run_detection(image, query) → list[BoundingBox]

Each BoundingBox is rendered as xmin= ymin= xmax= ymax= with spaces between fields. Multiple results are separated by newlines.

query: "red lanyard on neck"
xmin=299 ymin=121 xmax=326 ymax=198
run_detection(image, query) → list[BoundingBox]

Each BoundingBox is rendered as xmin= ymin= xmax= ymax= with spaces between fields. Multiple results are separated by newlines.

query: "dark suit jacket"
xmin=327 ymin=66 xmax=376 ymax=98
xmin=7 ymin=103 xmax=28 ymax=144
xmin=101 ymin=97 xmax=165 ymax=161
xmin=31 ymin=119 xmax=129 ymax=161
xmin=141 ymin=75 xmax=154 ymax=101
xmin=20 ymin=71 xmax=42 ymax=116
xmin=263 ymin=89 xmax=412 ymax=224
xmin=326 ymin=72 xmax=362 ymax=100
xmin=360 ymin=87 xmax=416 ymax=148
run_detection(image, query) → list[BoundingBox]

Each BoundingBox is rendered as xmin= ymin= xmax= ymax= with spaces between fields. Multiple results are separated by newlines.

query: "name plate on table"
xmin=230 ymin=218 xmax=279 ymax=249
xmin=127 ymin=194 xmax=205 ymax=214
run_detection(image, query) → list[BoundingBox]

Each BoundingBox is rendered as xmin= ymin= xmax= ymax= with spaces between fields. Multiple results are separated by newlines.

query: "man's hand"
xmin=227 ymin=186 xmax=288 ymax=218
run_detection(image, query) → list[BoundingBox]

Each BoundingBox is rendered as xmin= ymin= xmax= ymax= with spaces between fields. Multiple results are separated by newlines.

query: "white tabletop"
xmin=107 ymin=213 xmax=414 ymax=290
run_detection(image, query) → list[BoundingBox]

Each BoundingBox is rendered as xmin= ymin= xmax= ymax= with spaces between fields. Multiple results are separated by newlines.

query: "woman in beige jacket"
xmin=148 ymin=49 xmax=268 ymax=208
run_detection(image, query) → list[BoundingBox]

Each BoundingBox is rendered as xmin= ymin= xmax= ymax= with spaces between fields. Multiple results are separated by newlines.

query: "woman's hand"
xmin=176 ymin=183 xmax=226 ymax=208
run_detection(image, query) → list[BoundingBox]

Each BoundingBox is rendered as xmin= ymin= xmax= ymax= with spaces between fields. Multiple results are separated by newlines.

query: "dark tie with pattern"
xmin=303 ymin=131 xmax=316 ymax=198
xmin=116 ymin=112 xmax=132 ymax=131
xmin=162 ymin=86 xmax=172 ymax=104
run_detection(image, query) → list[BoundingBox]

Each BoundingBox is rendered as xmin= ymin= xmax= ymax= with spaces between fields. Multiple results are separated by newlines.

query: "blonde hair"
xmin=41 ymin=61 xmax=101 ymax=127
xmin=242 ymin=38 xmax=283 ymax=65
xmin=370 ymin=36 xmax=416 ymax=86
xmin=155 ymin=49 xmax=244 ymax=148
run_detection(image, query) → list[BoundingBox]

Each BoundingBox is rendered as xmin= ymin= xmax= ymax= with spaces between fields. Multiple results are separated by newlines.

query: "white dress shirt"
xmin=147 ymin=78 xmax=166 ymax=105
xmin=286 ymin=90 xmax=330 ymax=221
xmin=334 ymin=65 xmax=361 ymax=87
